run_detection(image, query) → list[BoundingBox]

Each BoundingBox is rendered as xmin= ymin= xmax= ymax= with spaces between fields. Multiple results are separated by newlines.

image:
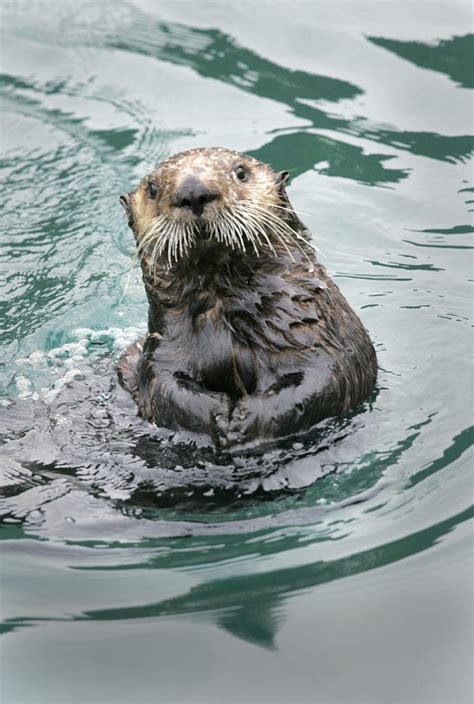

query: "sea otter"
xmin=118 ymin=147 xmax=377 ymax=449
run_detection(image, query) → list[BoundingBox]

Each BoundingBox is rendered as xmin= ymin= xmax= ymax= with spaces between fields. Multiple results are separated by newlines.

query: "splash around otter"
xmin=118 ymin=147 xmax=377 ymax=449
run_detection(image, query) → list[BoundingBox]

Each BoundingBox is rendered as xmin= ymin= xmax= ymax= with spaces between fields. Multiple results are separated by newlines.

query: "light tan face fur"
xmin=122 ymin=147 xmax=290 ymax=264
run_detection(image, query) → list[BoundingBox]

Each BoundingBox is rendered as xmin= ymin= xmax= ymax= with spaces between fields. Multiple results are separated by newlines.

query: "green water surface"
xmin=0 ymin=2 xmax=473 ymax=703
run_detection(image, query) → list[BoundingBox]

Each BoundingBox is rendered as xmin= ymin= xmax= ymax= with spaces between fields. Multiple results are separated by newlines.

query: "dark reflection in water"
xmin=408 ymin=426 xmax=474 ymax=487
xmin=414 ymin=224 xmax=474 ymax=236
xmin=109 ymin=19 xmax=363 ymax=103
xmin=0 ymin=11 xmax=474 ymax=212
xmin=83 ymin=505 xmax=472 ymax=647
xmin=103 ymin=13 xmax=474 ymax=166
xmin=249 ymin=131 xmax=408 ymax=184
xmin=4 ymin=8 xmax=472 ymax=185
xmin=3 ymin=505 xmax=471 ymax=650
xmin=368 ymin=34 xmax=474 ymax=89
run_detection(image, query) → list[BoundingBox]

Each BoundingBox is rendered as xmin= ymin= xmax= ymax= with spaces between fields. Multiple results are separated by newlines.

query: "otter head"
xmin=120 ymin=147 xmax=291 ymax=265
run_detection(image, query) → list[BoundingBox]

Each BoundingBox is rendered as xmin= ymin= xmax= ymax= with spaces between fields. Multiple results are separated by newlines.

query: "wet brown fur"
xmin=118 ymin=147 xmax=377 ymax=449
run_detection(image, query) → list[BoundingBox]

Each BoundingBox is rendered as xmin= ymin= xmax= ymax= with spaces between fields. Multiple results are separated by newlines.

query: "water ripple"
xmin=0 ymin=4 xmax=472 ymax=692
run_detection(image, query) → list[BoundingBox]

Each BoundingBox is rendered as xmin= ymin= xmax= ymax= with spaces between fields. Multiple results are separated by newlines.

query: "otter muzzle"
xmin=172 ymin=176 xmax=219 ymax=217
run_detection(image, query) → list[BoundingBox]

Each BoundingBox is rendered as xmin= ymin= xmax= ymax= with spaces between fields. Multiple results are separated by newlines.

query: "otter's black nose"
xmin=172 ymin=176 xmax=218 ymax=216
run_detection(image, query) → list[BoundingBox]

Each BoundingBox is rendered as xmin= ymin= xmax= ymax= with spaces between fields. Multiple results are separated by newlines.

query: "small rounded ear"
xmin=119 ymin=192 xmax=135 ymax=229
xmin=276 ymin=171 xmax=289 ymax=191
xmin=119 ymin=193 xmax=131 ymax=210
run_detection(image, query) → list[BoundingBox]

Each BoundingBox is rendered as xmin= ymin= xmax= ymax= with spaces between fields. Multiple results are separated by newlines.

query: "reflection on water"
xmin=0 ymin=1 xmax=473 ymax=701
xmin=74 ymin=505 xmax=474 ymax=648
xmin=249 ymin=131 xmax=408 ymax=184
xmin=368 ymin=34 xmax=474 ymax=89
xmin=104 ymin=12 xmax=474 ymax=165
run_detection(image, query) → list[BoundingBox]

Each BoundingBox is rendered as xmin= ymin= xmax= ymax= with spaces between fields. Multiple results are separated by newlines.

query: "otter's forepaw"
xmin=212 ymin=411 xmax=232 ymax=449
xmin=215 ymin=401 xmax=259 ymax=449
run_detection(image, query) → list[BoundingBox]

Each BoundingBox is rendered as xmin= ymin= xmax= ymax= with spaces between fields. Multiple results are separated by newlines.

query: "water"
xmin=1 ymin=2 xmax=473 ymax=702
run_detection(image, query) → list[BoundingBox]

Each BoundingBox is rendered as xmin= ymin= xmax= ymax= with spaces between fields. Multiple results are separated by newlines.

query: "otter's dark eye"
xmin=235 ymin=165 xmax=247 ymax=181
xmin=148 ymin=181 xmax=158 ymax=199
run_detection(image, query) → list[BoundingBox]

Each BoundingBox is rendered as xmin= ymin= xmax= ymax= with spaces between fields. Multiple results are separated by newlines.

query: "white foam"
xmin=15 ymin=375 xmax=33 ymax=398
xmin=42 ymin=368 xmax=85 ymax=403
xmin=12 ymin=324 xmax=146 ymax=402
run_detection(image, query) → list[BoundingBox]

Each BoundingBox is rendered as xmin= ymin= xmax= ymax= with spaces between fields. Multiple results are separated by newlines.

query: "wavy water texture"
xmin=368 ymin=34 xmax=474 ymax=89
xmin=0 ymin=2 xmax=473 ymax=702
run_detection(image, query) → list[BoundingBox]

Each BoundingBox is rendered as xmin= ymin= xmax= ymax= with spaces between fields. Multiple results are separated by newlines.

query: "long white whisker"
xmin=245 ymin=212 xmax=278 ymax=257
xmin=246 ymin=205 xmax=315 ymax=270
xmin=119 ymin=254 xmax=137 ymax=302
xmin=226 ymin=211 xmax=246 ymax=251
xmin=248 ymin=204 xmax=317 ymax=266
xmin=268 ymin=220 xmax=315 ymax=270
xmin=272 ymin=203 xmax=311 ymax=217
xmin=220 ymin=209 xmax=245 ymax=251
xmin=232 ymin=205 xmax=263 ymax=255
xmin=152 ymin=220 xmax=170 ymax=268
xmin=249 ymin=203 xmax=315 ymax=246
xmin=169 ymin=221 xmax=179 ymax=265
xmin=245 ymin=205 xmax=297 ymax=261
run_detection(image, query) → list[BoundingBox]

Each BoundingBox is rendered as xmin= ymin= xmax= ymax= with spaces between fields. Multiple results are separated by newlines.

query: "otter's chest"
xmin=156 ymin=267 xmax=321 ymax=398
xmin=163 ymin=295 xmax=259 ymax=398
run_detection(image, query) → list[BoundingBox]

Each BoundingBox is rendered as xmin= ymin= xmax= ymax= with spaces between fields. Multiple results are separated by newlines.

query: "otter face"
xmin=120 ymin=147 xmax=290 ymax=264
